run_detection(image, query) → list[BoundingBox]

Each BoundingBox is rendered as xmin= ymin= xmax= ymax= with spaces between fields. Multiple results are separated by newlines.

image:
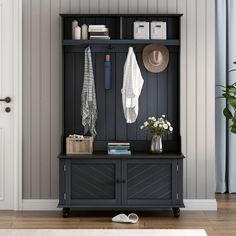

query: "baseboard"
xmin=22 ymin=199 xmax=217 ymax=211
xmin=183 ymin=199 xmax=217 ymax=211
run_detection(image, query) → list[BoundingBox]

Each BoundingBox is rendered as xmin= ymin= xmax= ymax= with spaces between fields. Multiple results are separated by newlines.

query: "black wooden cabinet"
xmin=58 ymin=154 xmax=184 ymax=217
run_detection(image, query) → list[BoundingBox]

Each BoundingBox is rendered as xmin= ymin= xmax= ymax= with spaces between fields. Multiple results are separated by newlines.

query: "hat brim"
xmin=142 ymin=44 xmax=169 ymax=73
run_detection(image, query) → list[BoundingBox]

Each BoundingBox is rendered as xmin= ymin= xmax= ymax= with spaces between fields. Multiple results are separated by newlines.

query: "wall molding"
xmin=22 ymin=199 xmax=217 ymax=211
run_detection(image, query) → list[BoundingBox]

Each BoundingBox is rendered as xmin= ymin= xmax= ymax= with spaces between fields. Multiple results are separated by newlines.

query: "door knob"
xmin=5 ymin=107 xmax=11 ymax=113
xmin=0 ymin=97 xmax=11 ymax=103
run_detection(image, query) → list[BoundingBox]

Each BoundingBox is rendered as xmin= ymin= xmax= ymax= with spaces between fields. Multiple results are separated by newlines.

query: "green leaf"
xmin=228 ymin=97 xmax=236 ymax=107
xmin=233 ymin=61 xmax=236 ymax=64
xmin=228 ymin=87 xmax=236 ymax=94
xmin=223 ymin=108 xmax=233 ymax=119
xmin=231 ymin=123 xmax=236 ymax=134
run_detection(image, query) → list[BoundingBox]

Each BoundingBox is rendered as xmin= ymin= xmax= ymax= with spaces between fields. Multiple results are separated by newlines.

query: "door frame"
xmin=12 ymin=0 xmax=22 ymax=210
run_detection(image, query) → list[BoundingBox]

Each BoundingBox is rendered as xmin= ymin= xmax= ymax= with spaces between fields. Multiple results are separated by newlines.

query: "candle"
xmin=74 ymin=26 xmax=81 ymax=40
xmin=72 ymin=20 xmax=78 ymax=39
xmin=81 ymin=24 xmax=88 ymax=40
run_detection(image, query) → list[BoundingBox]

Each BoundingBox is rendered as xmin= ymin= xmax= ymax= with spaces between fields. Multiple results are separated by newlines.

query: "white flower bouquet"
xmin=140 ymin=115 xmax=173 ymax=136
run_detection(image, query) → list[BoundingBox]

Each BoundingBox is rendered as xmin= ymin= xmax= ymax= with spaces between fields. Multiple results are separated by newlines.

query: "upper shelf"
xmin=63 ymin=39 xmax=180 ymax=46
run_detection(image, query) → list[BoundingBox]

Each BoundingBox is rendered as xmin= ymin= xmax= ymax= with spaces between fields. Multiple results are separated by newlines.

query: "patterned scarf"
xmin=81 ymin=46 xmax=97 ymax=137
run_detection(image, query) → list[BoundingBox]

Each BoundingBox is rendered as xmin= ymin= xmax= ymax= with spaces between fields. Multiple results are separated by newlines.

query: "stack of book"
xmin=108 ymin=143 xmax=131 ymax=155
xmin=88 ymin=25 xmax=110 ymax=40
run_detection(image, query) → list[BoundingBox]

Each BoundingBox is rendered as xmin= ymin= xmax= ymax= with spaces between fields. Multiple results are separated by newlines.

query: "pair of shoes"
xmin=112 ymin=213 xmax=139 ymax=224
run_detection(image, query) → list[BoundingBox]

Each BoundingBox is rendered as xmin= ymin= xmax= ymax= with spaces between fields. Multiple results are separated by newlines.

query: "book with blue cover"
xmin=108 ymin=142 xmax=131 ymax=155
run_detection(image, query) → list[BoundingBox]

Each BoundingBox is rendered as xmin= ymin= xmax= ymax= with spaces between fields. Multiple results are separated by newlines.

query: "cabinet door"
xmin=122 ymin=159 xmax=178 ymax=205
xmin=66 ymin=159 xmax=122 ymax=205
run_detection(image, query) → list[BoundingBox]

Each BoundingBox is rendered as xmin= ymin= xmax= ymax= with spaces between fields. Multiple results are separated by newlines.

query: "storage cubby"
xmin=63 ymin=15 xmax=121 ymax=40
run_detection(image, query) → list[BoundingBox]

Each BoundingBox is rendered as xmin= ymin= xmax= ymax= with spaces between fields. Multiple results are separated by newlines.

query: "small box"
xmin=133 ymin=21 xmax=149 ymax=39
xmin=151 ymin=21 xmax=167 ymax=40
xmin=66 ymin=136 xmax=93 ymax=154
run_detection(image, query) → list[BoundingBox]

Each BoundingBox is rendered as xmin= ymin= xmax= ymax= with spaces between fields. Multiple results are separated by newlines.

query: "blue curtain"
xmin=216 ymin=0 xmax=236 ymax=193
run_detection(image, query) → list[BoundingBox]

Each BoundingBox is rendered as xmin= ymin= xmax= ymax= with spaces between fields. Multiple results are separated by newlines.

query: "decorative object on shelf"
xmin=66 ymin=135 xmax=93 ymax=154
xmin=104 ymin=54 xmax=112 ymax=90
xmin=74 ymin=25 xmax=81 ymax=40
xmin=81 ymin=46 xmax=97 ymax=137
xmin=142 ymin=44 xmax=169 ymax=73
xmin=108 ymin=142 xmax=131 ymax=155
xmin=151 ymin=21 xmax=167 ymax=40
xmin=140 ymin=115 xmax=173 ymax=153
xmin=88 ymin=25 xmax=110 ymax=39
xmin=72 ymin=20 xmax=78 ymax=39
xmin=81 ymin=24 xmax=88 ymax=40
xmin=133 ymin=21 xmax=150 ymax=39
xmin=122 ymin=47 xmax=144 ymax=123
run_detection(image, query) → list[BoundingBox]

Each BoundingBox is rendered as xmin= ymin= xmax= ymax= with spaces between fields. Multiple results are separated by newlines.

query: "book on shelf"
xmin=108 ymin=142 xmax=130 ymax=146
xmin=90 ymin=32 xmax=109 ymax=36
xmin=90 ymin=36 xmax=111 ymax=39
xmin=108 ymin=146 xmax=130 ymax=150
xmin=108 ymin=150 xmax=131 ymax=155
xmin=88 ymin=27 xmax=109 ymax=33
xmin=89 ymin=25 xmax=106 ymax=29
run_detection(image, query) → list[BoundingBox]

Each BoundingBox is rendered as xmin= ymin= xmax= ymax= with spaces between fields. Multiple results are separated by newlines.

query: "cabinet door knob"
xmin=116 ymin=180 xmax=121 ymax=184
xmin=122 ymin=180 xmax=126 ymax=183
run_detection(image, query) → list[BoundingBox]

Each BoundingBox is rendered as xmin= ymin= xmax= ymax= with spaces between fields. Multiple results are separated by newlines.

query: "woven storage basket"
xmin=66 ymin=136 xmax=93 ymax=154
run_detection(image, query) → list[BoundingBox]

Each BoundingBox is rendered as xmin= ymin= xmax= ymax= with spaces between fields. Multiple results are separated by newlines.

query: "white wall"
xmin=22 ymin=0 xmax=215 ymax=199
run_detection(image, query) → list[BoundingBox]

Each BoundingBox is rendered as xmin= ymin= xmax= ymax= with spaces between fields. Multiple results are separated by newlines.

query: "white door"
xmin=0 ymin=0 xmax=14 ymax=209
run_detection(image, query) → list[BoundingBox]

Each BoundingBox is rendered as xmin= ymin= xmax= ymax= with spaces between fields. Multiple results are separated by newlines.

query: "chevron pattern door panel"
xmin=68 ymin=159 xmax=122 ymax=205
xmin=123 ymin=159 xmax=177 ymax=205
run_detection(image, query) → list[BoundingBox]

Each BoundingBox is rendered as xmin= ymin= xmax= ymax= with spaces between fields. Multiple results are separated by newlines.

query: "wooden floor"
xmin=0 ymin=194 xmax=236 ymax=236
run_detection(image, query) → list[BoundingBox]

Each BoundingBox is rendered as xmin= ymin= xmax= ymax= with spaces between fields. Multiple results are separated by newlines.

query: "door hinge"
xmin=64 ymin=193 xmax=66 ymax=200
xmin=177 ymin=164 xmax=179 ymax=172
xmin=63 ymin=164 xmax=67 ymax=172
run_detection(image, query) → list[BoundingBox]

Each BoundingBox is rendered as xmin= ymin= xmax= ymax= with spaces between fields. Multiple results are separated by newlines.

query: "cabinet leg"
xmin=172 ymin=208 xmax=180 ymax=217
xmin=62 ymin=208 xmax=70 ymax=217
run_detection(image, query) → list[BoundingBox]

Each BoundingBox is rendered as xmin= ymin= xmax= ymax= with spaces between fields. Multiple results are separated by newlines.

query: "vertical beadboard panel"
xmin=60 ymin=0 xmax=70 ymax=13
xmin=128 ymin=0 xmax=138 ymax=13
xmin=40 ymin=0 xmax=51 ymax=198
xmin=138 ymin=0 xmax=148 ymax=13
xmin=79 ymin=0 xmax=89 ymax=14
xmin=118 ymin=0 xmax=128 ymax=14
xmin=109 ymin=0 xmax=118 ymax=14
xmin=206 ymin=0 xmax=215 ymax=199
xmin=196 ymin=0 xmax=206 ymax=199
xmin=22 ymin=0 xmax=216 ymax=200
xmin=89 ymin=0 xmax=99 ymax=14
xmin=99 ymin=0 xmax=109 ymax=14
xmin=147 ymin=0 xmax=158 ymax=14
xmin=158 ymin=0 xmax=168 ymax=13
xmin=70 ymin=0 xmax=80 ymax=14
xmin=168 ymin=0 xmax=177 ymax=13
xmin=22 ymin=0 xmax=31 ymax=199
xmin=31 ymin=0 xmax=41 ymax=198
xmin=186 ymin=0 xmax=197 ymax=199
xmin=50 ymin=0 xmax=61 ymax=198
xmin=177 ymin=0 xmax=187 ymax=198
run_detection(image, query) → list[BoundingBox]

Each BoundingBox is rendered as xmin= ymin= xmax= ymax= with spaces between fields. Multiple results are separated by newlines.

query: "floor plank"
xmin=0 ymin=194 xmax=236 ymax=235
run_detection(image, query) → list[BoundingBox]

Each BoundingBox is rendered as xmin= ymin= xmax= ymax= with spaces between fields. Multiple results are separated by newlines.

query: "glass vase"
xmin=150 ymin=135 xmax=163 ymax=153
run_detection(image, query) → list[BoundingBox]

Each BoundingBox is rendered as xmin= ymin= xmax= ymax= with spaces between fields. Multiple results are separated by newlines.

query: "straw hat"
xmin=142 ymin=44 xmax=169 ymax=73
